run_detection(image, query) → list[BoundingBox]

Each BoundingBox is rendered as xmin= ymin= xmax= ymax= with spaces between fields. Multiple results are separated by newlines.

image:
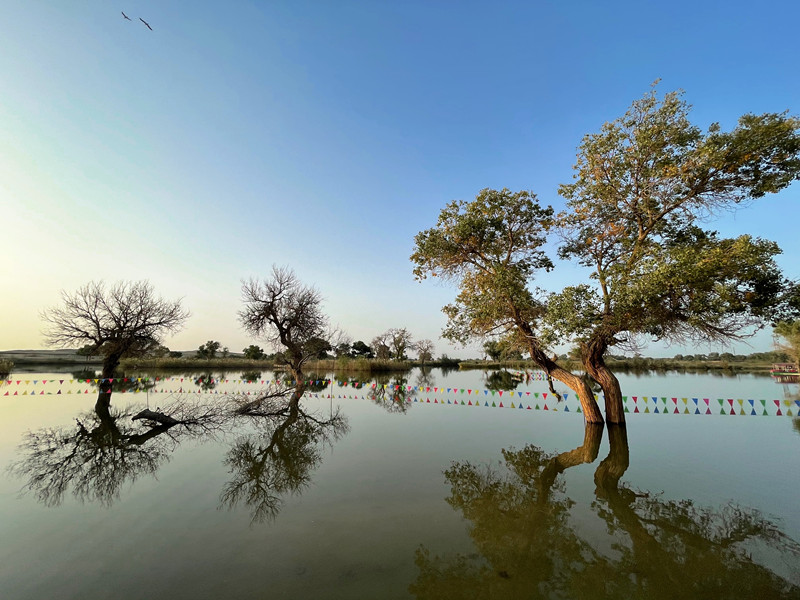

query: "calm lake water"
xmin=1 ymin=367 xmax=799 ymax=599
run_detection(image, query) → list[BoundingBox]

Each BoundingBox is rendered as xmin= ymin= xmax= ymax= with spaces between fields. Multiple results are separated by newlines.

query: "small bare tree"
xmin=414 ymin=339 xmax=435 ymax=365
xmin=42 ymin=281 xmax=189 ymax=378
xmin=239 ymin=266 xmax=331 ymax=380
xmin=371 ymin=332 xmax=392 ymax=360
xmin=388 ymin=327 xmax=413 ymax=360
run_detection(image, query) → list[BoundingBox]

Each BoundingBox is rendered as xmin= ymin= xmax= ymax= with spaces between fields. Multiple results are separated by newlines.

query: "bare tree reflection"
xmin=411 ymin=425 xmax=800 ymax=599
xmin=219 ymin=383 xmax=349 ymax=523
xmin=9 ymin=391 xmax=224 ymax=507
xmin=10 ymin=379 xmax=348 ymax=526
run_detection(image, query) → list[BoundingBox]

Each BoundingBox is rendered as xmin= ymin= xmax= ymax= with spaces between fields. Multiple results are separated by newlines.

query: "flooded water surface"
xmin=1 ymin=368 xmax=799 ymax=599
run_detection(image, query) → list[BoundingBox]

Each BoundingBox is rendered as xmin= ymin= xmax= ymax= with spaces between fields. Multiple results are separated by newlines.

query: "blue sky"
xmin=1 ymin=0 xmax=798 ymax=357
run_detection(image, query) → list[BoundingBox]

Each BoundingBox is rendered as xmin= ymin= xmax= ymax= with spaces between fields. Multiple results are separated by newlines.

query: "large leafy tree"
xmin=555 ymin=87 xmax=800 ymax=423
xmin=774 ymin=320 xmax=800 ymax=367
xmin=411 ymin=188 xmax=604 ymax=423
xmin=43 ymin=280 xmax=189 ymax=378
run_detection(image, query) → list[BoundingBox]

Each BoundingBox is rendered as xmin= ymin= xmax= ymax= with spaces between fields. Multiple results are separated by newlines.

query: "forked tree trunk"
xmin=593 ymin=423 xmax=629 ymax=493
xmin=526 ymin=342 xmax=604 ymax=424
xmin=540 ymin=422 xmax=603 ymax=494
xmin=583 ymin=337 xmax=626 ymax=424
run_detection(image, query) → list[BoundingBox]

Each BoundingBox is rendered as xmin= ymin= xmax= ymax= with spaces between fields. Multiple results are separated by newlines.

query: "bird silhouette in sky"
xmin=121 ymin=11 xmax=131 ymax=21
xmin=139 ymin=17 xmax=153 ymax=31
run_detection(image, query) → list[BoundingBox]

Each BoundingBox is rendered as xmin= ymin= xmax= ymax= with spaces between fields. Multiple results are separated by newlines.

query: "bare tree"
xmin=388 ymin=327 xmax=413 ymax=360
xmin=371 ymin=332 xmax=392 ymax=360
xmin=42 ymin=280 xmax=189 ymax=377
xmin=415 ymin=339 xmax=435 ymax=365
xmin=239 ymin=266 xmax=331 ymax=380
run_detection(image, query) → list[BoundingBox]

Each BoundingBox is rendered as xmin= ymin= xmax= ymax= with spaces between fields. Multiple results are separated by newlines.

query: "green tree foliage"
xmin=196 ymin=340 xmax=222 ymax=359
xmin=483 ymin=339 xmax=503 ymax=360
xmin=483 ymin=335 xmax=523 ymax=361
xmin=774 ymin=320 xmax=800 ymax=366
xmin=42 ymin=280 xmax=189 ymax=377
xmin=334 ymin=342 xmax=352 ymax=358
xmin=351 ymin=340 xmax=373 ymax=358
xmin=411 ymin=188 xmax=604 ymax=422
xmin=553 ymin=86 xmax=800 ymax=423
xmin=76 ymin=343 xmax=98 ymax=362
xmin=243 ymin=344 xmax=267 ymax=360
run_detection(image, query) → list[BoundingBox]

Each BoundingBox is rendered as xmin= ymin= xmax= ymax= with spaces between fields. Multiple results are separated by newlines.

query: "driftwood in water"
xmin=132 ymin=409 xmax=179 ymax=426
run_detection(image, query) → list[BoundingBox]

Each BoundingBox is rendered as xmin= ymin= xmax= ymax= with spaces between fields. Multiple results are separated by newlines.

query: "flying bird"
xmin=139 ymin=17 xmax=152 ymax=31
xmin=121 ymin=11 xmax=131 ymax=21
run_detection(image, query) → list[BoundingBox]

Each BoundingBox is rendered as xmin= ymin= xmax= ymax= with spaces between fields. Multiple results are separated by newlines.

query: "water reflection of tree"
xmin=411 ymin=425 xmax=800 ymax=599
xmin=10 ymin=382 xmax=349 ymax=525
xmin=71 ymin=369 xmax=156 ymax=393
xmin=416 ymin=367 xmax=435 ymax=390
xmin=483 ymin=370 xmax=523 ymax=392
xmin=9 ymin=396 xmax=221 ymax=507
xmin=365 ymin=373 xmax=416 ymax=414
xmin=219 ymin=386 xmax=349 ymax=524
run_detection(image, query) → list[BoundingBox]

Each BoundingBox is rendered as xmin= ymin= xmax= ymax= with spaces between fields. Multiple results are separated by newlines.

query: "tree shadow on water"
xmin=411 ymin=424 xmax=800 ymax=599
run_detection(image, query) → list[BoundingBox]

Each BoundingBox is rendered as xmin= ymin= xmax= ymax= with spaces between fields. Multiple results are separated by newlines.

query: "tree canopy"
xmin=239 ymin=266 xmax=331 ymax=379
xmin=42 ymin=280 xmax=189 ymax=377
xmin=552 ymin=86 xmax=800 ymax=422
xmin=411 ymin=188 xmax=604 ymax=422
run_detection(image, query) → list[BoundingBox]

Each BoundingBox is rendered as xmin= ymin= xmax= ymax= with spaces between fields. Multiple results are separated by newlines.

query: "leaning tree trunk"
xmin=527 ymin=343 xmax=604 ymax=424
xmin=540 ymin=422 xmax=603 ymax=496
xmin=583 ymin=337 xmax=625 ymax=424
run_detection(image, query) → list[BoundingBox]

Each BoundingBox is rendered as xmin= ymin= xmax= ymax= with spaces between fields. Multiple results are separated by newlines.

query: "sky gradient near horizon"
xmin=2 ymin=1 xmax=799 ymax=358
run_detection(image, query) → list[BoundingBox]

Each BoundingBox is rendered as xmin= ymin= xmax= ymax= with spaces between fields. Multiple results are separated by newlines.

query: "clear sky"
xmin=1 ymin=1 xmax=798 ymax=358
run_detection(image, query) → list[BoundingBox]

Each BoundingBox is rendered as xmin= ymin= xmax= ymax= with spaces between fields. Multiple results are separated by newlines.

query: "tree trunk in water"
xmin=583 ymin=338 xmax=625 ymax=424
xmin=527 ymin=344 xmax=604 ymax=424
xmin=95 ymin=378 xmax=114 ymax=421
xmin=540 ymin=422 xmax=603 ymax=495
xmin=593 ymin=423 xmax=629 ymax=493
